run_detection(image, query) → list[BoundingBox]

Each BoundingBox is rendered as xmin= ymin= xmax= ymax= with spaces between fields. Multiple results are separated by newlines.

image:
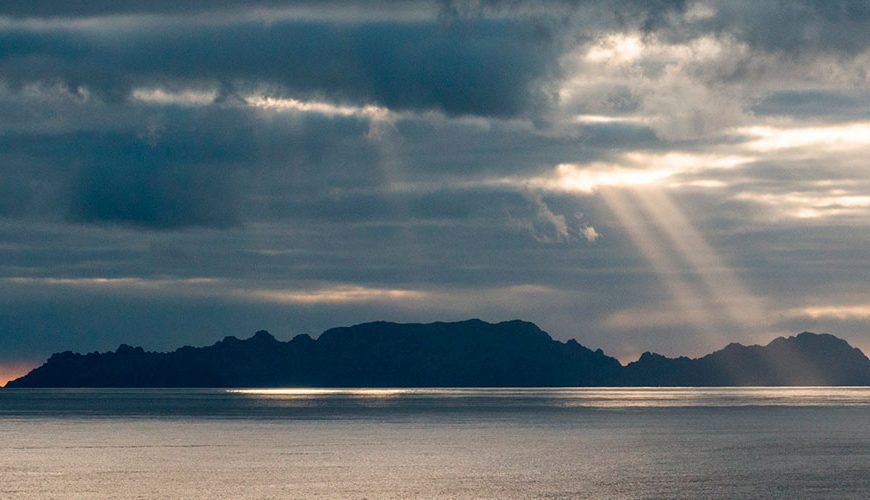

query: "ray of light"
xmin=599 ymin=188 xmax=726 ymax=343
xmin=633 ymin=188 xmax=769 ymax=334
xmin=601 ymin=184 xmax=815 ymax=381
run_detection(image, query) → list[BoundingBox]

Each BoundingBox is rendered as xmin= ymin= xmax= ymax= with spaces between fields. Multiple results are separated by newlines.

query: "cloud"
xmin=787 ymin=305 xmax=870 ymax=321
xmin=0 ymin=16 xmax=561 ymax=118
xmin=0 ymin=94 xmax=392 ymax=228
xmin=509 ymin=192 xmax=600 ymax=244
xmin=12 ymin=111 xmax=255 ymax=229
xmin=1 ymin=276 xmax=431 ymax=305
xmin=752 ymin=90 xmax=870 ymax=120
xmin=580 ymin=224 xmax=600 ymax=242
xmin=0 ymin=1 xmax=436 ymax=21
xmin=69 ymin=149 xmax=243 ymax=229
xmin=0 ymin=0 xmax=868 ymax=366
xmin=738 ymin=122 xmax=870 ymax=152
xmin=696 ymin=0 xmax=870 ymax=56
xmin=525 ymin=193 xmax=571 ymax=243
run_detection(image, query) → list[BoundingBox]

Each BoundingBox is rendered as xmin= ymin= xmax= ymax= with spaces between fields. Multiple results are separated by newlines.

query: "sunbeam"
xmin=632 ymin=188 xmax=770 ymax=335
xmin=599 ymin=188 xmax=727 ymax=344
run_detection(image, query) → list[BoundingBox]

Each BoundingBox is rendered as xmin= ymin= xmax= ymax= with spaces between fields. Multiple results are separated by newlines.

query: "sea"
xmin=0 ymin=387 xmax=868 ymax=499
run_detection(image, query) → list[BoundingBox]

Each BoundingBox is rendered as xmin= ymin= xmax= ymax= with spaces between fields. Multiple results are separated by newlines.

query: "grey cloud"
xmin=752 ymin=90 xmax=870 ymax=119
xmin=0 ymin=1 xmax=437 ymax=19
xmin=438 ymin=0 xmax=688 ymax=31
xmin=0 ymin=0 xmax=701 ymax=120
xmin=71 ymin=158 xmax=242 ymax=229
xmin=1 ymin=115 xmax=253 ymax=229
xmin=0 ymin=18 xmax=560 ymax=118
xmin=272 ymin=187 xmax=522 ymax=222
xmin=0 ymin=102 xmax=386 ymax=228
xmin=0 ymin=0 xmax=274 ymax=17
xmin=637 ymin=1 xmax=870 ymax=59
xmin=508 ymin=192 xmax=599 ymax=244
xmin=705 ymin=0 xmax=870 ymax=55
xmin=0 ymin=82 xmax=668 ymax=229
xmin=0 ymin=0 xmax=868 ymax=370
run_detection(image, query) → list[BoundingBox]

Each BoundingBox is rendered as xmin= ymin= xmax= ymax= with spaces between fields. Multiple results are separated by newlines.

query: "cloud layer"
xmin=1 ymin=1 xmax=869 ymax=371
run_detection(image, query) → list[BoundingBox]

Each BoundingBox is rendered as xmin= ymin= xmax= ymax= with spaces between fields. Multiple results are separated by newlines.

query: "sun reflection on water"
xmin=226 ymin=387 xmax=870 ymax=408
xmin=228 ymin=388 xmax=408 ymax=397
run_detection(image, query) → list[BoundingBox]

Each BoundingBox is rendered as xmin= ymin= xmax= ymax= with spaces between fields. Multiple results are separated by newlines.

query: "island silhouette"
xmin=5 ymin=319 xmax=869 ymax=387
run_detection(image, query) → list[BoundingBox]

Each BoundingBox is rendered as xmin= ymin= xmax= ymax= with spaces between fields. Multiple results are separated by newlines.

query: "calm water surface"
xmin=1 ymin=387 xmax=868 ymax=499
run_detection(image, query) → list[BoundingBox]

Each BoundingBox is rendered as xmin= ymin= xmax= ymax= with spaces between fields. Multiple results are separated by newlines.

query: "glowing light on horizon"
xmin=0 ymin=361 xmax=38 ymax=387
xmin=2 ymin=277 xmax=431 ymax=306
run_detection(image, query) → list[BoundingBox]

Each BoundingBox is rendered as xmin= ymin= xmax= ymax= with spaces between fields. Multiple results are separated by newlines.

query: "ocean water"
xmin=0 ymin=388 xmax=868 ymax=499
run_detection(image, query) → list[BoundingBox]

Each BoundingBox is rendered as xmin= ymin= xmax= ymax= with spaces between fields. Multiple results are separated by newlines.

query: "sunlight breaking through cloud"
xmin=588 ymin=179 xmax=773 ymax=346
xmin=788 ymin=305 xmax=870 ymax=320
xmin=739 ymin=123 xmax=870 ymax=152
xmin=246 ymin=96 xmax=392 ymax=120
xmin=245 ymin=286 xmax=428 ymax=305
xmin=735 ymin=191 xmax=870 ymax=220
xmin=131 ymin=88 xmax=218 ymax=106
xmin=519 ymin=152 xmax=751 ymax=194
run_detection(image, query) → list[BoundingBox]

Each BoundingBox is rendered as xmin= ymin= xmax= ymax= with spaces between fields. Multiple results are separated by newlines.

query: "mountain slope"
xmin=5 ymin=322 xmax=869 ymax=387
xmin=622 ymin=332 xmax=870 ymax=386
xmin=5 ymin=319 xmax=623 ymax=387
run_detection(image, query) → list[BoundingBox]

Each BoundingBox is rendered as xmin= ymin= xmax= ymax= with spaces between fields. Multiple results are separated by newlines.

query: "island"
xmin=5 ymin=319 xmax=869 ymax=387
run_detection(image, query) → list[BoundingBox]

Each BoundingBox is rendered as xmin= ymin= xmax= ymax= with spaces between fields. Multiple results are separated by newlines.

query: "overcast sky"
xmin=1 ymin=0 xmax=869 ymax=381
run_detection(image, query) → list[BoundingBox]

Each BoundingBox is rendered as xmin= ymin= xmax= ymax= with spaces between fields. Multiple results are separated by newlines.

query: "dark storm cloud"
xmin=71 ymin=156 xmax=241 ymax=229
xmin=0 ymin=99 xmax=394 ymax=228
xmin=0 ymin=107 xmax=255 ymax=229
xmin=0 ymin=18 xmax=559 ymax=117
xmin=0 ymin=80 xmax=662 ymax=228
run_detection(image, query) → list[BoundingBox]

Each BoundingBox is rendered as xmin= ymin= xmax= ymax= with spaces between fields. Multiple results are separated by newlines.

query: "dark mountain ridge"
xmin=5 ymin=320 xmax=869 ymax=387
xmin=621 ymin=332 xmax=869 ymax=386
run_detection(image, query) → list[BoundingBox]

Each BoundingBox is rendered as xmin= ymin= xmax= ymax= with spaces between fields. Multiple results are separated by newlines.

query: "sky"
xmin=1 ymin=0 xmax=869 ymax=382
